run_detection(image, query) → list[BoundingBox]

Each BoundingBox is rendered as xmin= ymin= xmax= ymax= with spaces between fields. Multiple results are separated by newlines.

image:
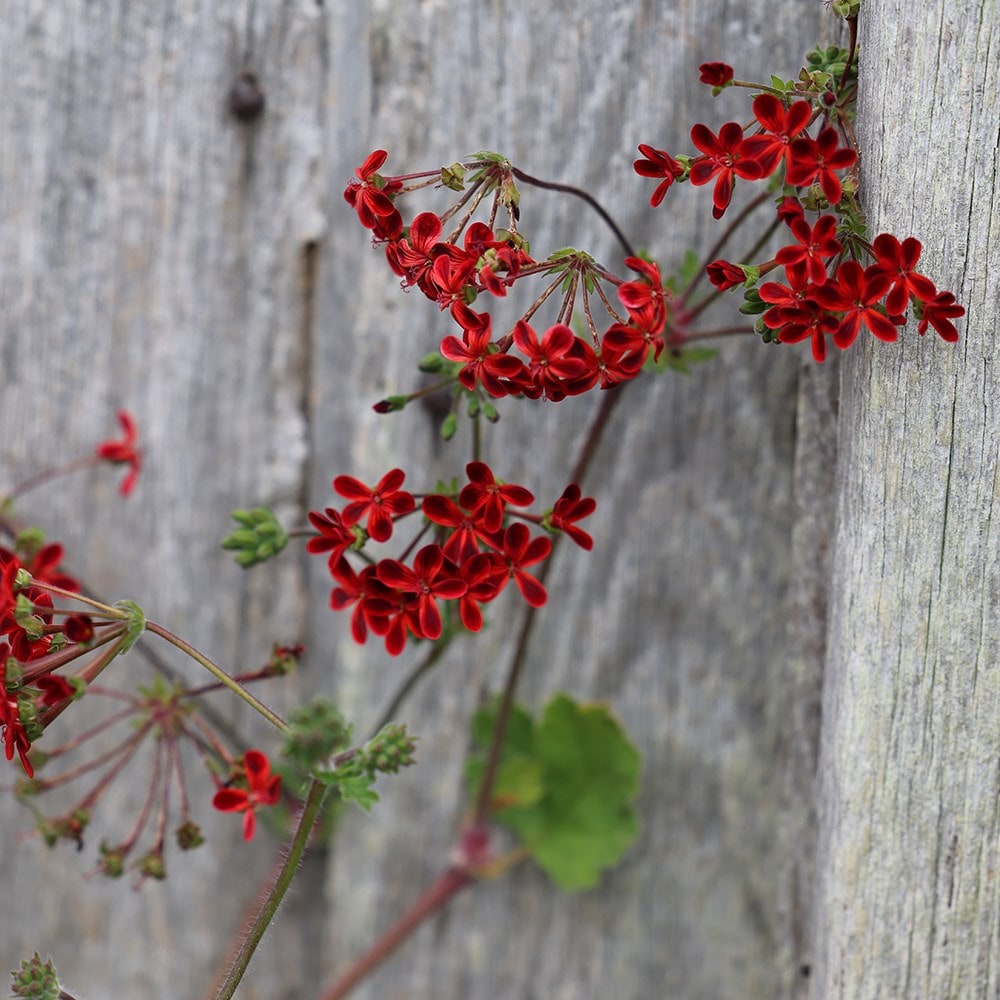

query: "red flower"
xmin=454 ymin=552 xmax=505 ymax=632
xmin=689 ymin=121 xmax=764 ymax=219
xmin=333 ymin=469 xmax=415 ymax=543
xmin=343 ymin=150 xmax=400 ymax=231
xmin=742 ymin=95 xmax=813 ymax=175
xmin=212 ymin=750 xmax=282 ymax=841
xmin=813 ymin=260 xmax=896 ymax=348
xmin=422 ymin=495 xmax=494 ymax=564
xmin=329 ymin=558 xmax=392 ymax=645
xmin=387 ymin=211 xmax=443 ymax=295
xmin=706 ymin=259 xmax=747 ymax=291
xmin=868 ymin=233 xmax=938 ymax=315
xmin=916 ymin=291 xmax=964 ymax=343
xmin=375 ymin=545 xmax=467 ymax=641
xmin=618 ymin=256 xmax=668 ymax=337
xmin=489 ymin=523 xmax=552 ymax=608
xmin=1 ymin=643 xmax=33 ymax=777
xmin=306 ymin=507 xmax=355 ymax=567
xmin=459 ymin=462 xmax=534 ymax=533
xmin=698 ymin=62 xmax=734 ymax=88
xmin=513 ymin=321 xmax=590 ymax=401
xmin=776 ymin=304 xmax=839 ymax=363
xmin=774 ymin=214 xmax=842 ymax=285
xmin=35 ymin=673 xmax=74 ymax=707
xmin=96 ymin=410 xmax=142 ymax=496
xmin=786 ymin=128 xmax=857 ymax=205
xmin=440 ymin=316 xmax=527 ymax=398
xmin=633 ymin=144 xmax=684 ymax=208
xmin=548 ymin=485 xmax=597 ymax=550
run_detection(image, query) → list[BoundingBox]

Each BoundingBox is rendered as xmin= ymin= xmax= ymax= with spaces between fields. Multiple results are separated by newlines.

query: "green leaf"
xmin=337 ymin=774 xmax=378 ymax=812
xmin=468 ymin=694 xmax=640 ymax=891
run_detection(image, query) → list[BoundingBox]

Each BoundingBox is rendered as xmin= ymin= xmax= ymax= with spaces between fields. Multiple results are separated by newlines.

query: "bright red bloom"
xmin=916 ymin=291 xmax=964 ymax=343
xmin=742 ymin=95 xmax=813 ymax=175
xmin=776 ymin=303 xmax=839 ymax=363
xmin=698 ymin=62 xmax=734 ymax=88
xmin=774 ymin=214 xmax=842 ymax=285
xmin=0 ymin=542 xmax=80 ymax=593
xmin=329 ymin=558 xmax=392 ymax=644
xmin=212 ymin=750 xmax=282 ymax=841
xmin=813 ymin=260 xmax=896 ymax=348
xmin=454 ymin=552 xmax=505 ymax=632
xmin=429 ymin=250 xmax=481 ymax=329
xmin=633 ymin=144 xmax=684 ymax=208
xmin=35 ymin=673 xmax=74 ymax=707
xmin=459 ymin=462 xmax=534 ymax=533
xmin=1 ymin=643 xmax=33 ymax=777
xmin=343 ymin=150 xmax=400 ymax=231
xmin=786 ymin=128 xmax=857 ymax=205
xmin=333 ymin=469 xmax=415 ymax=543
xmin=689 ymin=121 xmax=764 ymax=219
xmin=375 ymin=545 xmax=467 ymax=641
xmin=489 ymin=523 xmax=552 ymax=608
xmin=618 ymin=256 xmax=668 ymax=337
xmin=868 ymin=233 xmax=938 ymax=315
xmin=440 ymin=316 xmax=527 ymax=398
xmin=422 ymin=495 xmax=493 ymax=564
xmin=706 ymin=259 xmax=747 ymax=291
xmin=513 ymin=321 xmax=590 ymax=401
xmin=386 ymin=211 xmax=443 ymax=295
xmin=306 ymin=507 xmax=355 ymax=567
xmin=548 ymin=485 xmax=597 ymax=550
xmin=96 ymin=410 xmax=142 ymax=496
xmin=758 ymin=263 xmax=813 ymax=330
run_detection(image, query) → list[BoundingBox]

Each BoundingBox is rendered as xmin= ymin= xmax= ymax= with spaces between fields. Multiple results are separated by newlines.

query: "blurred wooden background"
xmin=1 ymin=2 xmax=995 ymax=998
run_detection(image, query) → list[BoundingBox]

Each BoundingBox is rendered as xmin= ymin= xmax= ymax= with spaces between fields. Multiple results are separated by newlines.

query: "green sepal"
xmin=440 ymin=413 xmax=458 ymax=440
xmin=114 ymin=599 xmax=146 ymax=654
xmin=418 ymin=352 xmax=445 ymax=373
xmin=440 ymin=161 xmax=466 ymax=191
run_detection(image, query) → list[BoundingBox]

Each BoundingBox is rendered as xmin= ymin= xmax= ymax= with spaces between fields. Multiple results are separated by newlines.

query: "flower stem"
xmin=214 ymin=777 xmax=329 ymax=1000
xmin=510 ymin=167 xmax=636 ymax=258
xmin=145 ymin=621 xmax=289 ymax=734
xmin=1 ymin=455 xmax=99 ymax=504
xmin=679 ymin=189 xmax=773 ymax=305
xmin=316 ymin=867 xmax=473 ymax=1000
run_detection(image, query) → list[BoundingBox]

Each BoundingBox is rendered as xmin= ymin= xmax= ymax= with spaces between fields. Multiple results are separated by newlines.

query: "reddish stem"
xmin=316 ymin=868 xmax=473 ymax=1000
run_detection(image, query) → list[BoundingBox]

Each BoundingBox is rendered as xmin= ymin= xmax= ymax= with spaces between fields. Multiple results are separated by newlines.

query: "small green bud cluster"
xmin=221 ymin=508 xmax=288 ymax=567
xmin=10 ymin=953 xmax=66 ymax=1000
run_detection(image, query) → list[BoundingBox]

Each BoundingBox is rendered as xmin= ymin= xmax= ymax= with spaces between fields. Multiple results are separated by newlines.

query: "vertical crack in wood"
xmin=778 ymin=358 xmax=840 ymax=999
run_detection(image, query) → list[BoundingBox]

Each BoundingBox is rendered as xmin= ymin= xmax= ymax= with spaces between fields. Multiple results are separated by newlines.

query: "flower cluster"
xmin=307 ymin=463 xmax=595 ymax=655
xmin=635 ymin=63 xmax=964 ymax=360
xmin=344 ymin=152 xmax=678 ymax=404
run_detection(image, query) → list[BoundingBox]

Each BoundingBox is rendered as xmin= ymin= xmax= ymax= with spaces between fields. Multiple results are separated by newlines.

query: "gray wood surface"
xmin=5 ymin=3 xmax=984 ymax=999
xmin=812 ymin=2 xmax=1000 ymax=997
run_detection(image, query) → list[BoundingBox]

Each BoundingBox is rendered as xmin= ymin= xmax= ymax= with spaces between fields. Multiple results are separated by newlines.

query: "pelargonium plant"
xmin=2 ymin=6 xmax=963 ymax=998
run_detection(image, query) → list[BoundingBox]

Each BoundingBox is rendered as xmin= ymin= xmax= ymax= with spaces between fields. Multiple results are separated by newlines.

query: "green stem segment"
xmin=145 ymin=621 xmax=289 ymax=734
xmin=214 ymin=778 xmax=329 ymax=1000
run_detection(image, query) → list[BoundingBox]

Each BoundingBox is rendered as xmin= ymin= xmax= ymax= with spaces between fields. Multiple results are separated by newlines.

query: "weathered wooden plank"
xmin=812 ymin=2 xmax=1000 ymax=997
xmin=1 ymin=2 xmax=830 ymax=998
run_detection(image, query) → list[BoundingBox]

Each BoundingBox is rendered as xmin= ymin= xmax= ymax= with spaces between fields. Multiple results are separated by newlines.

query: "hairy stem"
xmin=214 ymin=777 xmax=329 ymax=1000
